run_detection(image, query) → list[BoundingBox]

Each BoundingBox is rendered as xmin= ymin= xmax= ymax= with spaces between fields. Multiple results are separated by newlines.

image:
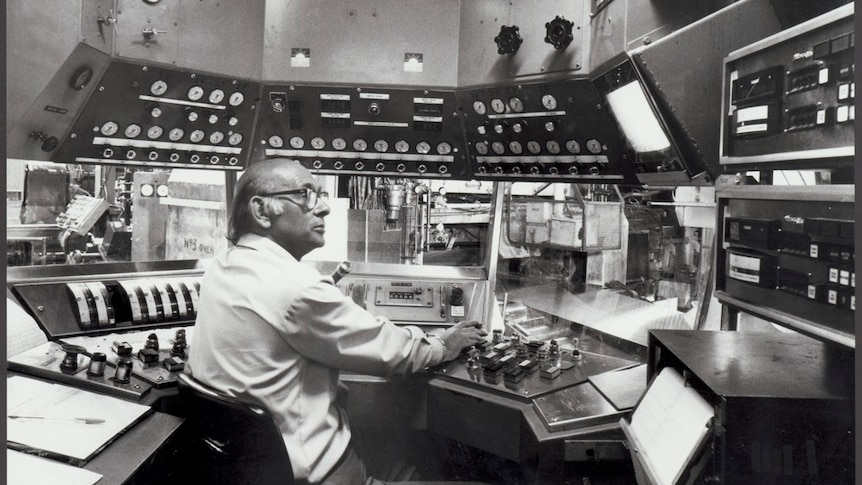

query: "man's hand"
xmin=438 ymin=320 xmax=488 ymax=361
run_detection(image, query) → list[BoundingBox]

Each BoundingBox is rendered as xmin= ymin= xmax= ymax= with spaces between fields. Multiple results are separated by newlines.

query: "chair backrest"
xmin=176 ymin=372 xmax=295 ymax=485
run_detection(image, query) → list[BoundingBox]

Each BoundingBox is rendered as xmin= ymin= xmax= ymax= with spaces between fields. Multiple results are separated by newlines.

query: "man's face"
xmin=265 ymin=166 xmax=330 ymax=259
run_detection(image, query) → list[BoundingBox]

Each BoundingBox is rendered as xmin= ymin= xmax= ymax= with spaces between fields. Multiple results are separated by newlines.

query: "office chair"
xmin=176 ymin=373 xmax=295 ymax=485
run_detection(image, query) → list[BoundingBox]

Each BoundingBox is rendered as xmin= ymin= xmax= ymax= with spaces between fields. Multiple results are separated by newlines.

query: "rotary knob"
xmin=545 ymin=16 xmax=574 ymax=49
xmin=495 ymin=25 xmax=523 ymax=55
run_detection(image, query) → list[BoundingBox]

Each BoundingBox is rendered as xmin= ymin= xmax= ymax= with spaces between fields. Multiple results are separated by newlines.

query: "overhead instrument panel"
xmin=458 ymin=78 xmax=635 ymax=183
xmin=720 ymin=4 xmax=854 ymax=167
xmin=254 ymin=84 xmax=469 ymax=179
xmin=54 ymin=59 xmax=261 ymax=171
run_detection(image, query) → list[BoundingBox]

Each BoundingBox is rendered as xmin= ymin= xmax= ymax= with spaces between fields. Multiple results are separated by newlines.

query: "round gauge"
xmin=147 ymin=125 xmax=164 ymax=140
xmin=395 ymin=140 xmax=410 ymax=153
xmin=168 ymin=128 xmax=185 ymax=142
xmin=229 ymin=92 xmax=245 ymax=107
xmin=268 ymin=135 xmax=284 ymax=148
xmin=187 ymin=86 xmax=205 ymax=101
xmin=100 ymin=121 xmax=119 ymax=136
xmin=187 ymin=110 xmax=199 ymax=122
xmin=527 ymin=141 xmax=542 ymax=155
xmin=189 ymin=129 xmax=205 ymax=143
xmin=208 ymin=113 xmax=219 ymax=125
xmin=124 ymin=124 xmax=142 ymax=138
xmin=228 ymin=133 xmax=243 ymax=146
xmin=436 ymin=142 xmax=452 ymax=155
xmin=156 ymin=184 xmax=169 ymax=197
xmin=332 ymin=137 xmax=347 ymax=150
xmin=351 ymin=139 xmax=366 ymax=151
xmin=508 ymin=141 xmax=523 ymax=155
xmin=416 ymin=141 xmax=431 ymax=154
xmin=374 ymin=140 xmax=389 ymax=152
xmin=289 ymin=136 xmax=305 ymax=149
xmin=508 ymin=97 xmax=524 ymax=113
xmin=542 ymin=94 xmax=557 ymax=110
xmin=586 ymin=139 xmax=603 ymax=154
xmin=566 ymin=140 xmax=581 ymax=154
xmin=475 ymin=141 xmax=489 ymax=155
xmin=310 ymin=137 xmax=325 ymax=150
xmin=209 ymin=131 xmax=225 ymax=144
xmin=545 ymin=140 xmax=561 ymax=154
xmin=491 ymin=141 xmax=506 ymax=155
xmin=208 ymin=89 xmax=225 ymax=104
xmin=473 ymin=100 xmax=487 ymax=115
xmin=150 ymin=80 xmax=168 ymax=96
xmin=490 ymin=98 xmax=505 ymax=114
xmin=140 ymin=184 xmax=155 ymax=197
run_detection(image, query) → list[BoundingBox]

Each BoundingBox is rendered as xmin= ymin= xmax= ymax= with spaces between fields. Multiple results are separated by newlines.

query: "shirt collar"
xmin=234 ymin=233 xmax=299 ymax=263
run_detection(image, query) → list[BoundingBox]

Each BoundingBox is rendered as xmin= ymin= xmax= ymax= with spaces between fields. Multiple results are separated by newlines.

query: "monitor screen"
xmin=605 ymin=81 xmax=672 ymax=154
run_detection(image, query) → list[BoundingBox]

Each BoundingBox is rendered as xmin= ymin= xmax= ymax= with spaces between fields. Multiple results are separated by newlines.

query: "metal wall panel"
xmin=263 ymin=0 xmax=461 ymax=87
xmin=457 ymin=0 xmax=589 ymax=86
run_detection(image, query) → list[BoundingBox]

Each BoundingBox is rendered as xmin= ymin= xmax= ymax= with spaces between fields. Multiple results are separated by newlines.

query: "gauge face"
xmin=527 ymin=141 xmax=542 ymax=155
xmin=124 ymin=124 xmax=142 ymax=138
xmin=100 ymin=121 xmax=119 ymax=136
xmin=546 ymin=140 xmax=561 ymax=154
xmin=140 ymin=184 xmax=155 ymax=197
xmin=332 ymin=137 xmax=347 ymax=150
xmin=542 ymin=94 xmax=557 ymax=110
xmin=310 ymin=137 xmax=325 ymax=149
xmin=353 ymin=139 xmax=367 ymax=151
xmin=586 ymin=139 xmax=602 ymax=154
xmin=190 ymin=130 xmax=205 ymax=143
xmin=208 ymin=89 xmax=225 ymax=104
xmin=566 ymin=140 xmax=581 ymax=154
xmin=228 ymin=133 xmax=243 ymax=146
xmin=508 ymin=141 xmax=523 ymax=155
xmin=147 ymin=125 xmax=164 ymax=140
xmin=473 ymin=100 xmax=487 ymax=115
xmin=229 ymin=92 xmax=245 ymax=106
xmin=416 ymin=141 xmax=431 ymax=154
xmin=508 ymin=97 xmax=524 ymax=113
xmin=491 ymin=142 xmax=505 ymax=155
xmin=289 ymin=136 xmax=305 ymax=149
xmin=268 ymin=135 xmax=284 ymax=148
xmin=209 ymin=131 xmax=225 ymax=144
xmin=156 ymin=184 xmax=169 ymax=197
xmin=475 ymin=141 xmax=489 ymax=155
xmin=150 ymin=80 xmax=168 ymax=96
xmin=187 ymin=86 xmax=205 ymax=101
xmin=490 ymin=98 xmax=505 ymax=114
xmin=395 ymin=140 xmax=410 ymax=153
xmin=436 ymin=142 xmax=452 ymax=155
xmin=168 ymin=128 xmax=185 ymax=142
xmin=374 ymin=140 xmax=389 ymax=152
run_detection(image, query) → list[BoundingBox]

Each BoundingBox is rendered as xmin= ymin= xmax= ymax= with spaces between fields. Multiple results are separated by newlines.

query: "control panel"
xmin=55 ymin=59 xmax=261 ymax=171
xmin=254 ymin=84 xmax=469 ymax=179
xmin=457 ymin=78 xmax=634 ymax=182
xmin=721 ymin=5 xmax=854 ymax=166
xmin=56 ymin=195 xmax=110 ymax=236
xmin=337 ymin=278 xmax=476 ymax=325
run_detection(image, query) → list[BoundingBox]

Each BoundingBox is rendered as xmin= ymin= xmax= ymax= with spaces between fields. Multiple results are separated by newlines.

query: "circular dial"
xmin=140 ymin=184 xmax=155 ymax=197
xmin=542 ymin=94 xmax=557 ymax=110
xmin=150 ymin=80 xmax=168 ymax=96
xmin=332 ymin=138 xmax=347 ymax=150
xmin=156 ymin=184 xmax=169 ymax=197
xmin=189 ymin=130 xmax=205 ymax=143
xmin=586 ymin=139 xmax=603 ymax=154
xmin=289 ymin=136 xmax=305 ymax=149
xmin=374 ymin=140 xmax=389 ymax=152
xmin=229 ymin=92 xmax=245 ymax=106
xmin=168 ymin=128 xmax=185 ymax=142
xmin=310 ymin=137 xmax=325 ymax=149
xmin=352 ymin=139 xmax=367 ymax=151
xmin=208 ymin=89 xmax=225 ymax=104
xmin=209 ymin=131 xmax=225 ymax=144
xmin=527 ymin=141 xmax=542 ymax=154
xmin=228 ymin=133 xmax=243 ymax=146
xmin=508 ymin=97 xmax=524 ymax=113
xmin=395 ymin=140 xmax=410 ymax=153
xmin=416 ymin=141 xmax=431 ymax=154
xmin=100 ymin=121 xmax=119 ymax=136
xmin=124 ymin=124 xmax=142 ymax=138
xmin=490 ymin=98 xmax=505 ymax=114
xmin=436 ymin=142 xmax=452 ymax=155
xmin=268 ymin=135 xmax=284 ymax=148
xmin=508 ymin=141 xmax=523 ymax=155
xmin=475 ymin=141 xmax=489 ymax=155
xmin=147 ymin=125 xmax=164 ymax=140
xmin=187 ymin=86 xmax=205 ymax=101
xmin=491 ymin=142 xmax=505 ymax=155
xmin=545 ymin=140 xmax=561 ymax=154
xmin=566 ymin=140 xmax=581 ymax=154
xmin=472 ymin=100 xmax=487 ymax=115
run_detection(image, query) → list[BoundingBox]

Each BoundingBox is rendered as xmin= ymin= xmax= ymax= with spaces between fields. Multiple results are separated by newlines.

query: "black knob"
xmin=368 ymin=102 xmax=381 ymax=116
xmin=29 ymin=131 xmax=59 ymax=152
xmin=545 ymin=16 xmax=574 ymax=49
xmin=495 ymin=25 xmax=523 ymax=55
xmin=450 ymin=286 xmax=464 ymax=306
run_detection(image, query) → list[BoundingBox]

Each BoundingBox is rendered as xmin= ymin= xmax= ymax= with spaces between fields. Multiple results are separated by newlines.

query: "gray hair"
xmin=227 ymin=158 xmax=303 ymax=244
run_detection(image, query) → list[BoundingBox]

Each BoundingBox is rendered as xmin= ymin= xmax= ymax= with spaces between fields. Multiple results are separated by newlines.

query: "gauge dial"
xmin=566 ymin=140 xmax=581 ymax=154
xmin=490 ymin=98 xmax=505 ymax=114
xmin=147 ymin=125 xmax=164 ymax=140
xmin=332 ymin=138 xmax=347 ymax=150
xmin=189 ymin=130 xmax=205 ymax=143
xmin=473 ymin=100 xmax=487 ymax=115
xmin=542 ymin=94 xmax=557 ymax=110
xmin=545 ymin=140 xmax=561 ymax=154
xmin=475 ymin=141 xmax=489 ymax=155
xmin=353 ymin=139 xmax=367 ymax=151
xmin=491 ymin=142 xmax=505 ymax=155
xmin=508 ymin=97 xmax=524 ymax=113
xmin=124 ymin=124 xmax=142 ymax=138
xmin=586 ymin=139 xmax=603 ymax=154
xmin=527 ymin=141 xmax=542 ymax=154
xmin=508 ymin=141 xmax=523 ymax=155
xmin=416 ymin=141 xmax=431 ymax=154
xmin=140 ymin=184 xmax=155 ymax=197
xmin=150 ymin=80 xmax=168 ymax=96
xmin=228 ymin=133 xmax=243 ymax=146
xmin=229 ymin=92 xmax=244 ymax=106
xmin=310 ymin=137 xmax=325 ymax=149
xmin=100 ymin=121 xmax=119 ymax=136
xmin=156 ymin=184 xmax=170 ymax=197
xmin=436 ymin=142 xmax=452 ymax=155
xmin=208 ymin=89 xmax=225 ymax=104
xmin=289 ymin=136 xmax=305 ymax=149
xmin=268 ymin=135 xmax=284 ymax=148
xmin=395 ymin=140 xmax=410 ymax=153
xmin=374 ymin=140 xmax=389 ymax=152
xmin=168 ymin=128 xmax=185 ymax=142
xmin=209 ymin=131 xmax=225 ymax=144
xmin=187 ymin=86 xmax=204 ymax=101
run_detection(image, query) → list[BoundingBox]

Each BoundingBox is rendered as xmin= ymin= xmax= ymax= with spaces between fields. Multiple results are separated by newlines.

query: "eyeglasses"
xmin=260 ymin=187 xmax=329 ymax=211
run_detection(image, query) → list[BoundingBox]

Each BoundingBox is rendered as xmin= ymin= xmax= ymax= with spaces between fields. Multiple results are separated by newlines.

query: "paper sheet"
xmin=7 ymin=297 xmax=48 ymax=358
xmin=7 ymin=449 xmax=102 ymax=485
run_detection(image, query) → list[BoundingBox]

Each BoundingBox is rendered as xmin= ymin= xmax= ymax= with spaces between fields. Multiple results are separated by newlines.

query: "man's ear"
xmin=248 ymin=196 xmax=272 ymax=230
